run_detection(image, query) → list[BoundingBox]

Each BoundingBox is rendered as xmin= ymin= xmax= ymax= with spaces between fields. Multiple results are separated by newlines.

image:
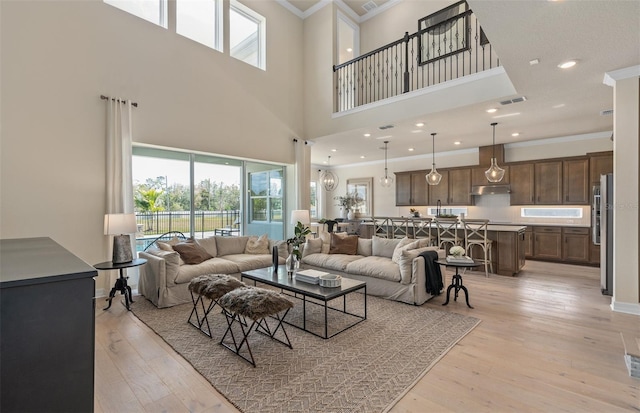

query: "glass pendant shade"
xmin=320 ymin=155 xmax=339 ymax=191
xmin=380 ymin=141 xmax=394 ymax=187
xmin=426 ymin=132 xmax=442 ymax=185
xmin=484 ymin=122 xmax=505 ymax=183
xmin=485 ymin=158 xmax=506 ymax=182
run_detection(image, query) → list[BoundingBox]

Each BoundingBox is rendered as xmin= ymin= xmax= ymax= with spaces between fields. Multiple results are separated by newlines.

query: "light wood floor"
xmin=95 ymin=261 xmax=640 ymax=412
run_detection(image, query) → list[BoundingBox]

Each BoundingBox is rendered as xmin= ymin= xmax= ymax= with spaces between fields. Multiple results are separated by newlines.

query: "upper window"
xmin=177 ymin=0 xmax=222 ymax=51
xmin=230 ymin=1 xmax=266 ymax=70
xmin=104 ymin=0 xmax=167 ymax=28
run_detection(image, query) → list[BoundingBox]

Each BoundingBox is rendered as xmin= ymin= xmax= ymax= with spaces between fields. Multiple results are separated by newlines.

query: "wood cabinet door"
xmin=524 ymin=227 xmax=533 ymax=258
xmin=533 ymin=227 xmax=562 ymax=260
xmin=509 ymin=163 xmax=535 ymax=205
xmin=589 ymin=152 xmax=613 ymax=185
xmin=410 ymin=172 xmax=429 ymax=205
xmin=535 ymin=161 xmax=563 ymax=204
xmin=428 ymin=170 xmax=449 ymax=206
xmin=563 ymin=158 xmax=589 ymax=204
xmin=395 ymin=172 xmax=411 ymax=206
xmin=448 ymin=168 xmax=472 ymax=205
xmin=562 ymin=228 xmax=590 ymax=262
xmin=590 ymin=243 xmax=601 ymax=265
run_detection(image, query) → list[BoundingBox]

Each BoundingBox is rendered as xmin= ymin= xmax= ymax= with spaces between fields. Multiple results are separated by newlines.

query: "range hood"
xmin=470 ymin=185 xmax=511 ymax=196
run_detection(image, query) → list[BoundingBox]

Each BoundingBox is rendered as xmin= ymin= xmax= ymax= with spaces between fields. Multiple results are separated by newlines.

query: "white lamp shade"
xmin=290 ymin=210 xmax=310 ymax=225
xmin=104 ymin=213 xmax=137 ymax=235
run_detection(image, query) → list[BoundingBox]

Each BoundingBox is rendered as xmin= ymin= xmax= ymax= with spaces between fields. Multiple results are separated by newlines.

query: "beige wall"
xmin=611 ymin=76 xmax=640 ymax=313
xmin=0 ymin=0 xmax=304 ymax=292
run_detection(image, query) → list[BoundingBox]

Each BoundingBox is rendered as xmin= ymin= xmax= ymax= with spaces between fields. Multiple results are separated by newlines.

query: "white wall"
xmin=0 ymin=0 xmax=304 ymax=292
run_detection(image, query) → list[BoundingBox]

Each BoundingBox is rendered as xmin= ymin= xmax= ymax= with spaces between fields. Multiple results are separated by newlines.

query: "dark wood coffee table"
xmin=241 ymin=266 xmax=367 ymax=339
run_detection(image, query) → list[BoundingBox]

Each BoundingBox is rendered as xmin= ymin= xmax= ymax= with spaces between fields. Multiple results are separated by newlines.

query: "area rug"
xmin=132 ymin=292 xmax=480 ymax=413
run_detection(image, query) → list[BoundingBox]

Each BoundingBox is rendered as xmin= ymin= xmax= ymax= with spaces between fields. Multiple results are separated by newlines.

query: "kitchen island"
xmin=358 ymin=222 xmax=526 ymax=276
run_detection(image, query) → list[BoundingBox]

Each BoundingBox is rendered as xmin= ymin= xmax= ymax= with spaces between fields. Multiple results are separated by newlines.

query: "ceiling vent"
xmin=600 ymin=109 xmax=614 ymax=116
xmin=500 ymin=96 xmax=527 ymax=105
xmin=362 ymin=1 xmax=378 ymax=12
xmin=378 ymin=124 xmax=394 ymax=130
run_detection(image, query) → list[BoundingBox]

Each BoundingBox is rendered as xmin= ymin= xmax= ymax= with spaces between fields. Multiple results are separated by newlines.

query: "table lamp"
xmin=290 ymin=210 xmax=310 ymax=225
xmin=104 ymin=213 xmax=137 ymax=264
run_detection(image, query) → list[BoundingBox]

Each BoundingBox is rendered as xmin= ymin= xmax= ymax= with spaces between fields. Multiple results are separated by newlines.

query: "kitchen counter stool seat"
xmin=461 ymin=219 xmax=493 ymax=277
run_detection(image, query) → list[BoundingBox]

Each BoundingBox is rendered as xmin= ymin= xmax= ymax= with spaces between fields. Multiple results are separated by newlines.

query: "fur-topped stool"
xmin=187 ymin=274 xmax=245 ymax=337
xmin=218 ymin=287 xmax=294 ymax=367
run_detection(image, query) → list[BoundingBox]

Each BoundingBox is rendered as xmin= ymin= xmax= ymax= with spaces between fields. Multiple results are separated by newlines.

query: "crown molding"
xmin=278 ymin=0 xmax=401 ymax=22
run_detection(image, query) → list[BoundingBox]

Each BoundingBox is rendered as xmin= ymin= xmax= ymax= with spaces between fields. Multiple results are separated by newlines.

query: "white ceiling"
xmin=281 ymin=0 xmax=640 ymax=167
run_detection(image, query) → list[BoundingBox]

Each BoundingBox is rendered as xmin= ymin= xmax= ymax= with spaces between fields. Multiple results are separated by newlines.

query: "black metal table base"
xmin=104 ymin=270 xmax=134 ymax=311
xmin=442 ymin=272 xmax=473 ymax=309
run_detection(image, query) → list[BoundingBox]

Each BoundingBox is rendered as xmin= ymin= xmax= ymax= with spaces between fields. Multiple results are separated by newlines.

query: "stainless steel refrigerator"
xmin=599 ymin=173 xmax=613 ymax=296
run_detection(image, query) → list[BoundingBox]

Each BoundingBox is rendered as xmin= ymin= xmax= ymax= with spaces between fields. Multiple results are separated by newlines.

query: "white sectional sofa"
xmin=301 ymin=233 xmax=445 ymax=306
xmin=139 ymin=234 xmax=288 ymax=308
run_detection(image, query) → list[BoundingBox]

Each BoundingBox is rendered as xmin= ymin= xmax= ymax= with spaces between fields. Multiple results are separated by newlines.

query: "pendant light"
xmin=379 ymin=141 xmax=394 ymax=187
xmin=426 ymin=132 xmax=442 ymax=185
xmin=484 ymin=122 xmax=506 ymax=183
xmin=320 ymin=155 xmax=339 ymax=191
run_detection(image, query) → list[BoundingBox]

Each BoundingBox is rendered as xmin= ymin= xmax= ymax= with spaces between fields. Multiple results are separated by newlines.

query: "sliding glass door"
xmin=245 ymin=161 xmax=285 ymax=240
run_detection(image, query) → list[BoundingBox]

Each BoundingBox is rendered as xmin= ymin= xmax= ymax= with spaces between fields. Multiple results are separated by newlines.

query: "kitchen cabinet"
xmin=395 ymin=170 xmax=429 ymax=206
xmin=491 ymin=229 xmax=526 ymax=276
xmin=509 ymin=163 xmax=535 ymax=205
xmin=448 ymin=168 xmax=473 ymax=205
xmin=590 ymin=243 xmax=601 ymax=265
xmin=589 ymin=151 xmax=613 ymax=185
xmin=533 ymin=226 xmax=562 ymax=260
xmin=471 ymin=165 xmax=510 ymax=186
xmin=428 ymin=170 xmax=449 ymax=206
xmin=562 ymin=227 xmax=590 ymax=263
xmin=524 ymin=226 xmax=533 ymax=258
xmin=563 ymin=157 xmax=589 ymax=204
xmin=535 ymin=161 xmax=563 ymax=204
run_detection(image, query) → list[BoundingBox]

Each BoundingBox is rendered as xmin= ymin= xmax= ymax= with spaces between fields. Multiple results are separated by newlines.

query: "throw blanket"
xmin=419 ymin=250 xmax=443 ymax=295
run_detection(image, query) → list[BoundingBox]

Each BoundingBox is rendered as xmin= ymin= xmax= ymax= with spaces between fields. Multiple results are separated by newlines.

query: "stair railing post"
xmin=403 ymin=32 xmax=409 ymax=93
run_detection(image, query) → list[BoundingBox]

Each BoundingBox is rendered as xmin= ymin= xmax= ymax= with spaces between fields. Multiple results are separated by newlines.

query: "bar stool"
xmin=218 ymin=286 xmax=294 ymax=367
xmin=187 ymin=274 xmax=246 ymax=338
xmin=389 ymin=217 xmax=410 ymax=239
xmin=461 ymin=219 xmax=493 ymax=277
xmin=373 ymin=216 xmax=391 ymax=238
xmin=411 ymin=217 xmax=433 ymax=244
xmin=434 ymin=217 xmax=460 ymax=251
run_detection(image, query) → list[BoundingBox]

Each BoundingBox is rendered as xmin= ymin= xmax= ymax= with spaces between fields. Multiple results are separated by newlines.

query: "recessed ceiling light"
xmin=512 ymin=132 xmax=520 ymax=137
xmin=408 ymin=148 xmax=414 ymax=151
xmin=346 ymin=48 xmax=353 ymax=52
xmin=360 ymin=155 xmax=365 ymax=159
xmin=558 ymin=60 xmax=577 ymax=69
xmin=363 ymin=133 xmax=371 ymax=137
xmin=552 ymin=103 xmax=566 ymax=109
xmin=529 ymin=58 xmax=540 ymax=65
xmin=493 ymin=112 xmax=521 ymax=119
xmin=375 ymin=135 xmax=392 ymax=140
xmin=411 ymin=130 xmax=424 ymax=133
xmin=454 ymin=141 xmax=461 ymax=145
xmin=323 ymin=160 xmax=328 ymax=164
xmin=486 ymin=108 xmax=497 ymax=113
xmin=415 ymin=122 xmax=424 ymax=127
xmin=331 ymin=148 xmax=337 ymax=152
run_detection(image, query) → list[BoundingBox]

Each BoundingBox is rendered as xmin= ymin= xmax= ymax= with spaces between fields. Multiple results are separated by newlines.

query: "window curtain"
xmin=293 ymin=138 xmax=311 ymax=210
xmin=105 ymin=97 xmax=135 ymax=280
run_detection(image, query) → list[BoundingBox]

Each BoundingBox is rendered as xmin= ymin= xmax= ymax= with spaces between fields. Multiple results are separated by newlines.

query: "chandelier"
xmin=320 ymin=155 xmax=339 ymax=191
xmin=425 ymin=132 xmax=442 ymax=185
xmin=485 ymin=122 xmax=506 ymax=182
xmin=379 ymin=141 xmax=393 ymax=187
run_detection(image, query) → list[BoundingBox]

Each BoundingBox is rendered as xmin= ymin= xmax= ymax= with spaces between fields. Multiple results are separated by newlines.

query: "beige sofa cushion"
xmin=392 ymin=238 xmax=421 ymax=263
xmin=345 ymin=256 xmax=401 ymax=282
xmin=245 ymin=234 xmax=270 ymax=255
xmin=398 ymin=246 xmax=441 ymax=284
xmin=302 ymin=238 xmax=323 ymax=257
xmin=174 ymin=257 xmax=240 ymax=284
xmin=372 ymin=236 xmax=401 ymax=258
xmin=222 ymin=254 xmax=274 ymax=272
xmin=357 ymin=238 xmax=372 ymax=256
xmin=216 ymin=236 xmax=249 ymax=256
xmin=196 ymin=236 xmax=217 ymax=257
xmin=301 ymin=253 xmax=364 ymax=272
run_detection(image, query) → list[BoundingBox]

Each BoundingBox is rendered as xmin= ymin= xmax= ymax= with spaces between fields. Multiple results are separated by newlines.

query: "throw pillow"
xmin=245 ymin=234 xmax=270 ymax=255
xmin=372 ymin=236 xmax=401 ymax=258
xmin=302 ymin=237 xmax=323 ymax=257
xmin=215 ymin=236 xmax=249 ymax=256
xmin=357 ymin=238 xmax=373 ymax=256
xmin=329 ymin=233 xmax=358 ymax=255
xmin=319 ymin=231 xmax=348 ymax=254
xmin=172 ymin=238 xmax=213 ymax=265
xmin=392 ymin=237 xmax=421 ymax=263
xmin=157 ymin=237 xmax=185 ymax=265
xmin=399 ymin=246 xmax=440 ymax=284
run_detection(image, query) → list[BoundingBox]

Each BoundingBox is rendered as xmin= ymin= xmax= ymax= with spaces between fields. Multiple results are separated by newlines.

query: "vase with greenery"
xmin=286 ymin=221 xmax=311 ymax=274
xmin=334 ymin=192 xmax=364 ymax=218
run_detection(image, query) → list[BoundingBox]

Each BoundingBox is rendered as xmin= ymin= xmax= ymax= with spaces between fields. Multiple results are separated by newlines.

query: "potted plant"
xmin=410 ymin=208 xmax=420 ymax=217
xmin=334 ymin=192 xmax=364 ymax=219
xmin=286 ymin=221 xmax=311 ymax=274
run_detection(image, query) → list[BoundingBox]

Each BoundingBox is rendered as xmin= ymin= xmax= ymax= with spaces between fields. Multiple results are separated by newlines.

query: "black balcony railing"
xmin=333 ymin=1 xmax=499 ymax=112
xmin=135 ymin=210 xmax=240 ymax=238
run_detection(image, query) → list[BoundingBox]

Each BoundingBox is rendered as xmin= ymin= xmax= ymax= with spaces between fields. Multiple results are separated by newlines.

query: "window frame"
xmin=229 ymin=0 xmax=266 ymax=70
xmin=176 ymin=0 xmax=223 ymax=52
xmin=104 ymin=0 xmax=168 ymax=28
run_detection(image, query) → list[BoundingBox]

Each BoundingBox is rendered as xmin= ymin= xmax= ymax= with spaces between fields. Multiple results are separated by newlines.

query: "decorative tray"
xmin=319 ymin=274 xmax=342 ymax=288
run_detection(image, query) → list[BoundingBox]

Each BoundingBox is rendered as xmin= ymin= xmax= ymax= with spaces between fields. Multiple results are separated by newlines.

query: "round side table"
xmin=94 ymin=258 xmax=147 ymax=311
xmin=436 ymin=259 xmax=480 ymax=309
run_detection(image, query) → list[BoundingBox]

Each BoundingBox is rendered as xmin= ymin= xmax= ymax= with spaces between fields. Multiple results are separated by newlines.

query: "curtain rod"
xmin=100 ymin=95 xmax=138 ymax=107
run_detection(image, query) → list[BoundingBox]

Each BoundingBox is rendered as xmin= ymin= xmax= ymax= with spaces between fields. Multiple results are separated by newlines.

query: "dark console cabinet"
xmin=0 ymin=237 xmax=97 ymax=413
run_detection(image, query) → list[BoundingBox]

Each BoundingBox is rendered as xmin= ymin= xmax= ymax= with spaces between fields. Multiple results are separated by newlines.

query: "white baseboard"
xmin=95 ymin=288 xmax=105 ymax=299
xmin=611 ymin=300 xmax=640 ymax=316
